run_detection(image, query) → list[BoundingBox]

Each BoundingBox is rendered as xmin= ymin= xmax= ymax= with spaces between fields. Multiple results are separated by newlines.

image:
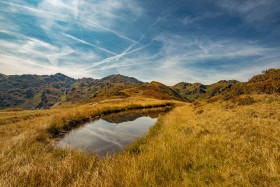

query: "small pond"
xmin=56 ymin=107 xmax=171 ymax=156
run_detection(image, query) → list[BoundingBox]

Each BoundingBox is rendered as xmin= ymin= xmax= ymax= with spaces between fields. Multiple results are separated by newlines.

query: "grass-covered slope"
xmin=62 ymin=76 xmax=187 ymax=104
xmin=221 ymin=69 xmax=280 ymax=100
xmin=1 ymin=68 xmax=279 ymax=110
xmin=172 ymin=82 xmax=206 ymax=100
xmin=0 ymin=73 xmax=145 ymax=110
xmin=172 ymin=68 xmax=280 ymax=101
xmin=0 ymin=95 xmax=279 ymax=186
xmin=172 ymin=80 xmax=240 ymax=101
xmin=121 ymin=81 xmax=187 ymax=102
xmin=60 ymin=74 xmax=142 ymax=104
xmin=0 ymin=73 xmax=186 ymax=110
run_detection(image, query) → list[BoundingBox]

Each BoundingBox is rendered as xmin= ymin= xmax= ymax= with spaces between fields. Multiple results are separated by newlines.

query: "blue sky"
xmin=0 ymin=0 xmax=280 ymax=85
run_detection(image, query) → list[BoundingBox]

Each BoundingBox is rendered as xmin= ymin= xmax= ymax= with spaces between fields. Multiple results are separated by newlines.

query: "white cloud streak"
xmin=0 ymin=53 xmax=92 ymax=78
xmin=1 ymin=0 xmax=141 ymax=43
xmin=85 ymin=20 xmax=139 ymax=44
xmin=0 ymin=32 xmax=100 ymax=78
xmin=60 ymin=32 xmax=148 ymax=70
xmin=85 ymin=42 xmax=151 ymax=70
xmin=61 ymin=32 xmax=118 ymax=56
xmin=1 ymin=0 xmax=279 ymax=85
xmin=0 ymin=1 xmax=69 ymax=20
xmin=0 ymin=0 xmax=145 ymax=76
xmin=113 ymin=33 xmax=280 ymax=85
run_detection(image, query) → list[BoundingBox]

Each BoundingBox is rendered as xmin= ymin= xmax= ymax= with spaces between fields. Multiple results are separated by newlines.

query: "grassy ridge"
xmin=0 ymin=95 xmax=280 ymax=186
xmin=101 ymin=94 xmax=280 ymax=186
xmin=0 ymin=108 xmax=57 ymax=125
xmin=219 ymin=69 xmax=280 ymax=101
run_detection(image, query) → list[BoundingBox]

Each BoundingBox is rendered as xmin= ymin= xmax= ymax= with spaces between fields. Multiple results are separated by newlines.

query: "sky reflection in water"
xmin=57 ymin=109 xmax=170 ymax=156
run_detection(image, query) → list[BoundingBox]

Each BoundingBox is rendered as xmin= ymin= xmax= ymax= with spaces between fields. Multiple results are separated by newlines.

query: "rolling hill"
xmin=172 ymin=80 xmax=240 ymax=101
xmin=1 ymin=68 xmax=280 ymax=186
xmin=0 ymin=73 xmax=185 ymax=110
xmin=1 ymin=69 xmax=279 ymax=110
xmin=221 ymin=68 xmax=280 ymax=100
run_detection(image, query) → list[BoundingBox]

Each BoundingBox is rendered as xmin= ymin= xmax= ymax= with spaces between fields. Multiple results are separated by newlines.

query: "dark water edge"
xmin=56 ymin=107 xmax=172 ymax=157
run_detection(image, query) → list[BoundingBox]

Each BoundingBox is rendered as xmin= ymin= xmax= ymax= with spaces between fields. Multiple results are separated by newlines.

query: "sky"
xmin=0 ymin=0 xmax=280 ymax=85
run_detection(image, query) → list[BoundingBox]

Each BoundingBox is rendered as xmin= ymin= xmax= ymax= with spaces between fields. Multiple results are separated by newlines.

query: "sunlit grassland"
xmin=0 ymin=108 xmax=56 ymax=126
xmin=0 ymin=95 xmax=280 ymax=186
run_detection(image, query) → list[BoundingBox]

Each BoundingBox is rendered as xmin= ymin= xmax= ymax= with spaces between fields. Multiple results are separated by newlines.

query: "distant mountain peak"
xmin=101 ymin=74 xmax=142 ymax=84
xmin=50 ymin=73 xmax=75 ymax=82
xmin=53 ymin=73 xmax=71 ymax=78
xmin=0 ymin=73 xmax=6 ymax=78
xmin=54 ymin=73 xmax=66 ymax=76
xmin=2 ymin=69 xmax=278 ymax=110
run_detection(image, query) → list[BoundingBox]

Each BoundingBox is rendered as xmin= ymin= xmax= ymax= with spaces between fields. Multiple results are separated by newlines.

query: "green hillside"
xmin=0 ymin=74 xmax=186 ymax=109
xmin=1 ymin=69 xmax=280 ymax=110
xmin=0 ymin=73 xmax=75 ymax=109
xmin=172 ymin=80 xmax=240 ymax=101
xmin=1 ymin=69 xmax=280 ymax=186
xmin=219 ymin=69 xmax=280 ymax=100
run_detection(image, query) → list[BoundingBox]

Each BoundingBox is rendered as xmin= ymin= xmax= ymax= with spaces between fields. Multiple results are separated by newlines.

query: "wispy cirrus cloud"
xmin=0 ymin=53 xmax=93 ymax=78
xmin=0 ymin=29 xmax=100 ymax=78
xmin=113 ymin=33 xmax=280 ymax=85
xmin=0 ymin=0 xmax=280 ymax=84
xmin=0 ymin=0 xmax=145 ymax=78
xmin=61 ymin=32 xmax=118 ymax=56
xmin=214 ymin=0 xmax=280 ymax=25
xmin=0 ymin=0 xmax=142 ymax=39
xmin=154 ymin=34 xmax=275 ymax=63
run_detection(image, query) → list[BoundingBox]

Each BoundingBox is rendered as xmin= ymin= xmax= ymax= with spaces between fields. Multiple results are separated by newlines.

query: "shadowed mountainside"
xmin=1 ymin=69 xmax=279 ymax=110
xmin=60 ymin=74 xmax=144 ymax=104
xmin=0 ymin=73 xmax=75 ymax=109
xmin=0 ymin=73 xmax=185 ymax=110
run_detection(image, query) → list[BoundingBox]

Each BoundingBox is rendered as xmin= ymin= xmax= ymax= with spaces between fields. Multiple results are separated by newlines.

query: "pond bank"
xmin=48 ymin=102 xmax=175 ymax=138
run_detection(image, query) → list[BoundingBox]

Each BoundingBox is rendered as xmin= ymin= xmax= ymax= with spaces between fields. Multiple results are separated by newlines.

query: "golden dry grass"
xmin=0 ymin=109 xmax=57 ymax=125
xmin=0 ymin=95 xmax=280 ymax=186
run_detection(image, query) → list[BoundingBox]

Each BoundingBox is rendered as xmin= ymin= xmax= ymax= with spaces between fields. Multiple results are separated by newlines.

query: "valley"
xmin=1 ymin=0 xmax=280 ymax=185
xmin=0 ymin=69 xmax=280 ymax=186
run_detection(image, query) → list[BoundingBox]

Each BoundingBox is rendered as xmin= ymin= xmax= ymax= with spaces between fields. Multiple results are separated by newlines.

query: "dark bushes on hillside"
xmin=221 ymin=68 xmax=280 ymax=100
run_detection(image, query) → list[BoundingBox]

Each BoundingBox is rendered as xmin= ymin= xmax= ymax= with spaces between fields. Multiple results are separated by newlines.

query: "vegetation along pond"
xmin=56 ymin=107 xmax=172 ymax=156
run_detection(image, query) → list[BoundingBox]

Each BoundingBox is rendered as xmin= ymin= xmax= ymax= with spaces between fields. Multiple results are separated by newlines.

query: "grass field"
xmin=0 ymin=95 xmax=280 ymax=186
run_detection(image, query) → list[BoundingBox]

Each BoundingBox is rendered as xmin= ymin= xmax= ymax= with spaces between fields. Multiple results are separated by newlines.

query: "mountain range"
xmin=1 ymin=68 xmax=279 ymax=110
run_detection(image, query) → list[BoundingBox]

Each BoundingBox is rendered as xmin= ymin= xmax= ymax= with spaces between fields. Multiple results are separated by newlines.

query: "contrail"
xmin=61 ymin=32 xmax=118 ymax=55
xmin=2 ymin=1 xmax=139 ymax=45
xmin=115 ymin=42 xmax=136 ymax=61
xmin=0 ymin=1 xmax=43 ymax=13
xmin=125 ymin=43 xmax=150 ymax=55
xmin=0 ymin=1 xmax=65 ymax=19
xmin=86 ymin=20 xmax=139 ymax=44
xmin=88 ymin=43 xmax=150 ymax=68
xmin=61 ymin=32 xmax=142 ymax=68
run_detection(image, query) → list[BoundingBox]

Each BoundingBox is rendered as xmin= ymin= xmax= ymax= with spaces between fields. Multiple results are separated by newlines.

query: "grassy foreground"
xmin=1 ymin=95 xmax=280 ymax=186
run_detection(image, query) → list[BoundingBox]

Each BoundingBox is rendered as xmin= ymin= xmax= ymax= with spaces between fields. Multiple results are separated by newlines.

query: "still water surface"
xmin=57 ymin=108 xmax=170 ymax=156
